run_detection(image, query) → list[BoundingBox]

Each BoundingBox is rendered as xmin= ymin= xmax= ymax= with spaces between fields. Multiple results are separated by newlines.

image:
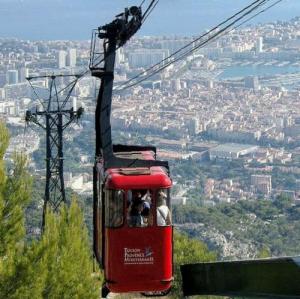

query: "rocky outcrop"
xmin=176 ymin=223 xmax=258 ymax=260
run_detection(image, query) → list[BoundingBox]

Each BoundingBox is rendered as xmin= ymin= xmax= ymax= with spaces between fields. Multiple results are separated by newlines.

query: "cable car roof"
xmin=105 ymin=166 xmax=171 ymax=190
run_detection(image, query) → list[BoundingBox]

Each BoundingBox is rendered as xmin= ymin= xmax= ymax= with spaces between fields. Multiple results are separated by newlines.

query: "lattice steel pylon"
xmin=25 ymin=74 xmax=84 ymax=227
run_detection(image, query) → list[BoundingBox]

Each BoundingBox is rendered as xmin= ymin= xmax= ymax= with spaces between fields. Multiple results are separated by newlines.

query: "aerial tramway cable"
xmin=141 ymin=0 xmax=160 ymax=25
xmin=115 ymin=0 xmax=269 ymax=91
xmin=115 ymin=0 xmax=284 ymax=91
xmin=237 ymin=0 xmax=283 ymax=28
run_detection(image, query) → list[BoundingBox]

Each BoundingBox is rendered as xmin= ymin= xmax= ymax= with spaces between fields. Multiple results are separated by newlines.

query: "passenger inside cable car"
xmin=127 ymin=189 xmax=154 ymax=227
xmin=128 ymin=198 xmax=144 ymax=227
xmin=156 ymin=189 xmax=171 ymax=226
xmin=105 ymin=188 xmax=172 ymax=228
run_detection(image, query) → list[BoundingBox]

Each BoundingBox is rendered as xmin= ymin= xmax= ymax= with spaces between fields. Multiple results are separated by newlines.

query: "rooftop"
xmin=211 ymin=143 xmax=258 ymax=153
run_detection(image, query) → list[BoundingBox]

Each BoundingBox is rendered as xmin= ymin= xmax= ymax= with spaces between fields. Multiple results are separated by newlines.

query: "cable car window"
xmin=127 ymin=189 xmax=153 ymax=227
xmin=105 ymin=190 xmax=124 ymax=228
xmin=156 ymin=189 xmax=172 ymax=226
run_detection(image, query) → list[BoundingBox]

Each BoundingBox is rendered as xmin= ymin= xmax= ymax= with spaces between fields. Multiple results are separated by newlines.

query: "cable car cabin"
xmin=94 ymin=150 xmax=173 ymax=295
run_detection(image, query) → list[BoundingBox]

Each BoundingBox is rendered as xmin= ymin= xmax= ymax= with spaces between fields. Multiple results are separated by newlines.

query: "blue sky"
xmin=0 ymin=0 xmax=298 ymax=40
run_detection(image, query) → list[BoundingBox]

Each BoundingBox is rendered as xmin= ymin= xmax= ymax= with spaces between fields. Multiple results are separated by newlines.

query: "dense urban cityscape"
xmin=2 ymin=18 xmax=300 ymax=207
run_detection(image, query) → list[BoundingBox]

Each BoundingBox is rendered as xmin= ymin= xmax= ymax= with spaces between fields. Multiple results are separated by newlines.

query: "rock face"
xmin=176 ymin=223 xmax=258 ymax=260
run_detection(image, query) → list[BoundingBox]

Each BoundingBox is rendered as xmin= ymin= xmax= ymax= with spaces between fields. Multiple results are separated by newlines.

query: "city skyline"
xmin=0 ymin=0 xmax=298 ymax=40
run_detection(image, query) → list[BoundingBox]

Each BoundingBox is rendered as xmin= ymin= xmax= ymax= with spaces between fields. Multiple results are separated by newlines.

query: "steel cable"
xmin=115 ymin=0 xmax=283 ymax=91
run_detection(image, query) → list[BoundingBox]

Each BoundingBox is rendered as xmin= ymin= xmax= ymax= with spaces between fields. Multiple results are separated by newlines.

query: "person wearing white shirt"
xmin=156 ymin=190 xmax=171 ymax=226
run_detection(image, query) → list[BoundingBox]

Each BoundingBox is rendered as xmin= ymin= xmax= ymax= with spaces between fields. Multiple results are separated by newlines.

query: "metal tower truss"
xmin=26 ymin=75 xmax=84 ymax=222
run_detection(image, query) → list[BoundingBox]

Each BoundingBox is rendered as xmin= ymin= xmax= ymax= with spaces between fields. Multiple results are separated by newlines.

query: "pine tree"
xmin=0 ymin=121 xmax=10 ymax=257
xmin=0 ymin=122 xmax=33 ymax=298
xmin=1 ymin=153 xmax=32 ymax=255
xmin=0 ymin=122 xmax=100 ymax=298
xmin=1 ymin=241 xmax=48 ymax=299
xmin=0 ymin=121 xmax=9 ymax=280
xmin=41 ymin=199 xmax=99 ymax=299
xmin=1 ymin=199 xmax=100 ymax=299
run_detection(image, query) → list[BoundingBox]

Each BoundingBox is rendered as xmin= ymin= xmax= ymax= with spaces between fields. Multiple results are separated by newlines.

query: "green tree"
xmin=0 ymin=122 xmax=33 ymax=297
xmin=2 ymin=242 xmax=48 ymax=299
xmin=274 ymin=194 xmax=293 ymax=210
xmin=0 ymin=153 xmax=32 ymax=255
xmin=0 ymin=122 xmax=100 ymax=298
xmin=41 ymin=199 xmax=99 ymax=299
xmin=2 ymin=200 xmax=100 ymax=299
xmin=1 ymin=200 xmax=100 ymax=299
xmin=0 ymin=121 xmax=9 ymax=275
xmin=257 ymin=245 xmax=271 ymax=259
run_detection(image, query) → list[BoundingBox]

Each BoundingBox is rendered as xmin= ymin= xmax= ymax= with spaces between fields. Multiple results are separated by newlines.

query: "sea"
xmin=0 ymin=0 xmax=299 ymax=40
xmin=218 ymin=64 xmax=300 ymax=80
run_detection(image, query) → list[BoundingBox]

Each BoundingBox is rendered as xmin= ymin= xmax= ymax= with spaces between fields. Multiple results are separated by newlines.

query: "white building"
xmin=115 ymin=48 xmax=125 ymax=66
xmin=7 ymin=70 xmax=18 ymax=85
xmin=251 ymin=174 xmax=272 ymax=195
xmin=19 ymin=67 xmax=29 ymax=82
xmin=58 ymin=50 xmax=66 ymax=68
xmin=4 ymin=83 xmax=30 ymax=100
xmin=158 ymin=39 xmax=194 ymax=56
xmin=210 ymin=143 xmax=258 ymax=160
xmin=67 ymin=49 xmax=77 ymax=67
xmin=128 ymin=49 xmax=169 ymax=68
xmin=256 ymin=37 xmax=264 ymax=53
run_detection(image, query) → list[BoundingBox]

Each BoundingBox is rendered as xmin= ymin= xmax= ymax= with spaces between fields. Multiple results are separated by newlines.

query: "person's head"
xmin=157 ymin=190 xmax=167 ymax=206
xmin=132 ymin=198 xmax=144 ymax=213
xmin=133 ymin=190 xmax=142 ymax=200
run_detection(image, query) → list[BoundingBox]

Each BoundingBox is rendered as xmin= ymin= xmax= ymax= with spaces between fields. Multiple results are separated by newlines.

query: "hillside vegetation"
xmin=173 ymin=198 xmax=300 ymax=258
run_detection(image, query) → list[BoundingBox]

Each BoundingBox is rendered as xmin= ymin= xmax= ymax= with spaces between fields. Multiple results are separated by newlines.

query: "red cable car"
xmin=94 ymin=149 xmax=173 ymax=296
xmin=90 ymin=6 xmax=173 ymax=297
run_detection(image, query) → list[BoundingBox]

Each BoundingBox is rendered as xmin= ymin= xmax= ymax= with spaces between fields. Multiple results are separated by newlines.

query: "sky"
xmin=0 ymin=0 xmax=298 ymax=40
